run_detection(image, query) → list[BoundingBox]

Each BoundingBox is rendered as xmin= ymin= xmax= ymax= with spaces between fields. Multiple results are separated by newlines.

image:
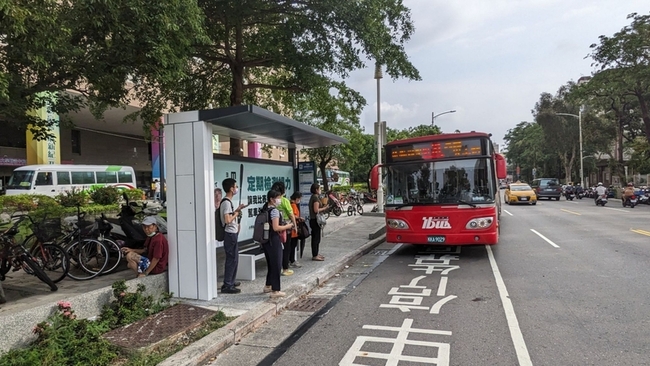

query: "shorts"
xmin=138 ymin=256 xmax=151 ymax=273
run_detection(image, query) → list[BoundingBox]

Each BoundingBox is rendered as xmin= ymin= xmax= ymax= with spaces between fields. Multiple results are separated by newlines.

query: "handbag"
xmin=298 ymin=221 xmax=311 ymax=239
xmin=317 ymin=213 xmax=327 ymax=226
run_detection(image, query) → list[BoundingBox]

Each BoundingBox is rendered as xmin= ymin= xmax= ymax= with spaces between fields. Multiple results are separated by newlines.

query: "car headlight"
xmin=387 ymin=219 xmax=409 ymax=230
xmin=466 ymin=217 xmax=494 ymax=229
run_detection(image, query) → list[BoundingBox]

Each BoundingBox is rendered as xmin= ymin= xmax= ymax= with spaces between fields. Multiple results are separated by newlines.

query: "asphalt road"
xmin=214 ymin=197 xmax=650 ymax=366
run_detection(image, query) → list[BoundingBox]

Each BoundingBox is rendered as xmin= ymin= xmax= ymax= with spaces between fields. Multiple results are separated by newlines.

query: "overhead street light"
xmin=431 ymin=110 xmax=456 ymax=126
xmin=556 ymin=111 xmax=583 ymax=187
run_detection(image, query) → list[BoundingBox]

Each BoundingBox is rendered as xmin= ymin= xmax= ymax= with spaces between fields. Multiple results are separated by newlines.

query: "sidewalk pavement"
xmin=0 ymin=205 xmax=385 ymax=358
xmin=159 ymin=212 xmax=386 ymax=366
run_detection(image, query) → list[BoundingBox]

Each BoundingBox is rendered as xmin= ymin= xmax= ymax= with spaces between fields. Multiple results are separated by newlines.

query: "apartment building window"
xmin=71 ymin=130 xmax=81 ymax=154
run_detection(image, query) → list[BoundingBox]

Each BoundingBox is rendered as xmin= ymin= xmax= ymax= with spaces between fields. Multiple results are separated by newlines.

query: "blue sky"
xmin=346 ymin=0 xmax=649 ymax=148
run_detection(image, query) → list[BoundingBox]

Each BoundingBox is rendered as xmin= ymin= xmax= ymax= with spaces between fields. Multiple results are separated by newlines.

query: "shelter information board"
xmin=214 ymin=159 xmax=293 ymax=243
xmin=298 ymin=162 xmax=316 ymax=220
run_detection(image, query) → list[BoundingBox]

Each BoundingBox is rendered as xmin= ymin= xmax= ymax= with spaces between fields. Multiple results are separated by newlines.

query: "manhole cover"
xmin=103 ymin=304 xmax=216 ymax=350
xmin=287 ymin=297 xmax=328 ymax=312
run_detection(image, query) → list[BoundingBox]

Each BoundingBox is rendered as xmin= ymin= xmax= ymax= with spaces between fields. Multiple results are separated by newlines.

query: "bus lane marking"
xmin=631 ymin=229 xmax=650 ymax=237
xmin=560 ymin=209 xmax=581 ymax=216
xmin=341 ymin=247 xmax=461 ymax=366
xmin=503 ymin=209 xmax=513 ymax=216
xmin=486 ymin=245 xmax=533 ymax=366
xmin=530 ymin=229 xmax=560 ymax=248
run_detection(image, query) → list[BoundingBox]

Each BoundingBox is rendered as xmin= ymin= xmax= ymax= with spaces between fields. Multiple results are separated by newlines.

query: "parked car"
xmin=531 ymin=178 xmax=562 ymax=200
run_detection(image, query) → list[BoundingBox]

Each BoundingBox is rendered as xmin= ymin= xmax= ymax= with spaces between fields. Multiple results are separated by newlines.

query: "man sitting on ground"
xmin=122 ymin=216 xmax=169 ymax=278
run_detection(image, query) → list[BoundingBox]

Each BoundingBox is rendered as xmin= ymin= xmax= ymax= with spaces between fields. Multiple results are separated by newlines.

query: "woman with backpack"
xmin=262 ymin=189 xmax=295 ymax=298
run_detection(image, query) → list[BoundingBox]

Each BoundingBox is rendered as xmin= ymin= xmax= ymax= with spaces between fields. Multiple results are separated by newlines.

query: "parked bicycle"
xmin=1 ymin=215 xmax=59 ymax=291
xmin=346 ymin=190 xmax=364 ymax=216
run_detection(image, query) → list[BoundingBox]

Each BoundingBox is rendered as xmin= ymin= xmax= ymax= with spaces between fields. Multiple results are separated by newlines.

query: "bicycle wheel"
xmin=20 ymin=253 xmax=57 ymax=291
xmin=99 ymin=237 xmax=122 ymax=274
xmin=33 ymin=244 xmax=69 ymax=283
xmin=357 ymin=204 xmax=364 ymax=215
xmin=65 ymin=239 xmax=109 ymax=280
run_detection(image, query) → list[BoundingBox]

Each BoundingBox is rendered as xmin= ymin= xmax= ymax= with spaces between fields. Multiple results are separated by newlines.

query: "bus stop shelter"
xmin=164 ymin=105 xmax=347 ymax=300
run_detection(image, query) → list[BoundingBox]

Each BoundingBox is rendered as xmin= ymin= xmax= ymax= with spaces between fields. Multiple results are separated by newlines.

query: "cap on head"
xmin=597 ymin=182 xmax=603 ymax=186
xmin=142 ymin=216 xmax=157 ymax=226
xmin=628 ymin=182 xmax=634 ymax=186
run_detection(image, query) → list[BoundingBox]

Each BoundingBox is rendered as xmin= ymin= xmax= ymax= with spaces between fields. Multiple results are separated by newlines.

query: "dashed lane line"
xmin=560 ymin=209 xmax=581 ymax=216
xmin=604 ymin=207 xmax=629 ymax=213
xmin=503 ymin=209 xmax=513 ymax=216
xmin=530 ymin=229 xmax=560 ymax=248
xmin=486 ymin=245 xmax=533 ymax=366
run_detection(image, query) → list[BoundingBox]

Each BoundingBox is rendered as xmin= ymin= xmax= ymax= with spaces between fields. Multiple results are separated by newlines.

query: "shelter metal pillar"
xmin=164 ymin=112 xmax=218 ymax=300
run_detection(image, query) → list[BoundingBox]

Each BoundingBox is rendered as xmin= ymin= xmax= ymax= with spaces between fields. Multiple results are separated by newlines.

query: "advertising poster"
xmin=214 ymin=159 xmax=293 ymax=242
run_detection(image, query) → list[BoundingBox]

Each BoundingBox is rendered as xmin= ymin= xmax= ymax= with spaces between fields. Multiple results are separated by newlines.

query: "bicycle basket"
xmin=32 ymin=218 xmax=62 ymax=242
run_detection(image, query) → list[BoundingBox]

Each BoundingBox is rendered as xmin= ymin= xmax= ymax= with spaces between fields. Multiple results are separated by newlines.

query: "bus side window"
xmin=118 ymin=171 xmax=133 ymax=184
xmin=35 ymin=172 xmax=53 ymax=186
xmin=96 ymin=171 xmax=117 ymax=184
xmin=57 ymin=171 xmax=71 ymax=185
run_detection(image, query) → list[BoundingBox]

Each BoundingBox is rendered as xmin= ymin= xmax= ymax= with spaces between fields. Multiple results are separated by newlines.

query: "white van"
xmin=5 ymin=165 xmax=137 ymax=197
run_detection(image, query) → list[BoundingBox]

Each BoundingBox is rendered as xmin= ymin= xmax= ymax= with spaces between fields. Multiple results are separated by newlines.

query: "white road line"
xmin=437 ymin=276 xmax=448 ymax=296
xmin=604 ymin=207 xmax=629 ymax=213
xmin=503 ymin=209 xmax=513 ymax=216
xmin=530 ymin=229 xmax=560 ymax=248
xmin=486 ymin=245 xmax=533 ymax=366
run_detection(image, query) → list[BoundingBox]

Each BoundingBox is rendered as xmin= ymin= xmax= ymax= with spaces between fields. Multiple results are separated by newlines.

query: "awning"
xmin=167 ymin=105 xmax=348 ymax=149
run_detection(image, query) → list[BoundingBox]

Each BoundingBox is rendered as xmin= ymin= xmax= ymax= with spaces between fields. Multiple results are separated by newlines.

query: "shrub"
xmin=56 ymin=188 xmax=89 ymax=207
xmin=99 ymin=280 xmax=172 ymax=330
xmin=122 ymin=189 xmax=145 ymax=202
xmin=91 ymin=186 xmax=121 ymax=205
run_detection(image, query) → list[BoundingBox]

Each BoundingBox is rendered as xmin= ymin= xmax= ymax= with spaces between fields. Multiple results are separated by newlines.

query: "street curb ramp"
xmin=158 ymin=228 xmax=386 ymax=366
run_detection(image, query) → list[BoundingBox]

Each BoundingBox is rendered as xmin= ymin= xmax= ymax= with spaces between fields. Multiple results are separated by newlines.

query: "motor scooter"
xmin=595 ymin=194 xmax=608 ymax=206
xmin=106 ymin=194 xmax=167 ymax=248
xmin=327 ymin=191 xmax=343 ymax=217
xmin=623 ymin=195 xmax=638 ymax=208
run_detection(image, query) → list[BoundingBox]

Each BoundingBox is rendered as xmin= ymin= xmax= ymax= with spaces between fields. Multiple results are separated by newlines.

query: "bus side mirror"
xmin=368 ymin=164 xmax=383 ymax=191
xmin=495 ymin=154 xmax=507 ymax=180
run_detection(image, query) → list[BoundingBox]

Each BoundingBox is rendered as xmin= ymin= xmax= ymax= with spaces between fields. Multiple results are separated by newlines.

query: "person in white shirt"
xmin=595 ymin=182 xmax=608 ymax=202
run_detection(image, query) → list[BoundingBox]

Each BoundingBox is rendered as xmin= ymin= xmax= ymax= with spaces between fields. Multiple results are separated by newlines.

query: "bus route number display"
xmin=388 ymin=138 xmax=484 ymax=162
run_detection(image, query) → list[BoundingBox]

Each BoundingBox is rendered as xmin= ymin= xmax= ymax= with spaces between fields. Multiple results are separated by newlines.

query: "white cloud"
xmin=346 ymin=0 xmax=649 ymax=147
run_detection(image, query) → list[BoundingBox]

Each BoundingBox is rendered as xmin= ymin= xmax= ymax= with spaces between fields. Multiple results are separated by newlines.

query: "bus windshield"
xmin=385 ymin=158 xmax=495 ymax=205
xmin=7 ymin=170 xmax=35 ymax=190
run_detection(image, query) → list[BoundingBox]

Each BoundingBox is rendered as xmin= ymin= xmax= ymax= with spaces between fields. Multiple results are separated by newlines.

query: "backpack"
xmin=252 ymin=207 xmax=272 ymax=244
xmin=215 ymin=198 xmax=231 ymax=241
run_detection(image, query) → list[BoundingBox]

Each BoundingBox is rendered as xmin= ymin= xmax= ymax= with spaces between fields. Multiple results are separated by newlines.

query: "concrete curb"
xmin=158 ymin=230 xmax=386 ymax=366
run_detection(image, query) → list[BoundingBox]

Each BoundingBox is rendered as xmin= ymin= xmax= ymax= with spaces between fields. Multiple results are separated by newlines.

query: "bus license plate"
xmin=427 ymin=236 xmax=446 ymax=243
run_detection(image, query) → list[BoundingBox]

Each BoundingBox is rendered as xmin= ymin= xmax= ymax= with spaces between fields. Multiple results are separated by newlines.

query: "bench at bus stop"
xmin=215 ymin=241 xmax=297 ymax=281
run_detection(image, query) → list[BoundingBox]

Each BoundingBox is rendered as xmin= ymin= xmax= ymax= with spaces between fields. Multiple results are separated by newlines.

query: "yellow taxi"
xmin=504 ymin=181 xmax=537 ymax=205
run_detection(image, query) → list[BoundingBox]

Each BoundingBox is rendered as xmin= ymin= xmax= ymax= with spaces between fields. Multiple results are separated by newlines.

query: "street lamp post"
xmin=431 ymin=110 xmax=456 ymax=126
xmin=556 ymin=111 xmax=583 ymax=187
xmin=375 ymin=63 xmax=384 ymax=213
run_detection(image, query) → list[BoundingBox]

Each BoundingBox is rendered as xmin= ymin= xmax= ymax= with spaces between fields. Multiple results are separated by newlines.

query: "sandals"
xmin=312 ymin=255 xmax=324 ymax=261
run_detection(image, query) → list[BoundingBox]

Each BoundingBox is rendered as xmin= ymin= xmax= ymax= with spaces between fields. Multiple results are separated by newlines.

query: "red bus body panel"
xmin=385 ymin=205 xmax=499 ymax=245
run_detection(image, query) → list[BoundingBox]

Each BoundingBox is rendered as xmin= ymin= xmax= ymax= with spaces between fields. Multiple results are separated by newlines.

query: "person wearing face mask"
xmin=262 ymin=189 xmax=294 ymax=298
xmin=122 ymin=216 xmax=169 ymax=278
xmin=220 ymin=178 xmax=249 ymax=294
xmin=289 ymin=191 xmax=304 ymax=268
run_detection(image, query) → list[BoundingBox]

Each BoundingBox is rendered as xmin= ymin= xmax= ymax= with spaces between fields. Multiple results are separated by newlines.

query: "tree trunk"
xmin=319 ymin=159 xmax=330 ymax=192
xmin=635 ymin=91 xmax=650 ymax=144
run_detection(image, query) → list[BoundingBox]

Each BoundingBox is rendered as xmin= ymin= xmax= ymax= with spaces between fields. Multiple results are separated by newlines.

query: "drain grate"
xmin=370 ymin=249 xmax=390 ymax=256
xmin=287 ymin=297 xmax=329 ymax=312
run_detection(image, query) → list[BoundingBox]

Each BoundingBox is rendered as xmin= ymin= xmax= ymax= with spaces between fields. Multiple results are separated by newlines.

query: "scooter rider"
xmin=595 ymin=182 xmax=608 ymax=202
xmin=622 ymin=182 xmax=635 ymax=203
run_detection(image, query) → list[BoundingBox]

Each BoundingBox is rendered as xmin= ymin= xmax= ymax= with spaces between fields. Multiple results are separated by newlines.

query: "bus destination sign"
xmin=387 ymin=138 xmax=484 ymax=163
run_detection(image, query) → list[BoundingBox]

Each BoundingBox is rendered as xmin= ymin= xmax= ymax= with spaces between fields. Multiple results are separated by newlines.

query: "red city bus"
xmin=370 ymin=132 xmax=507 ymax=245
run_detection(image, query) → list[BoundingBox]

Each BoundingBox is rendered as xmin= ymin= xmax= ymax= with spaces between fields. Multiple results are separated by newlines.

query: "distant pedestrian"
xmin=271 ymin=181 xmax=297 ymax=276
xmin=262 ymin=189 xmax=294 ymax=298
xmin=220 ymin=178 xmax=248 ymax=294
xmin=153 ymin=179 xmax=161 ymax=201
xmin=309 ymin=183 xmax=328 ymax=261
xmin=289 ymin=192 xmax=304 ymax=267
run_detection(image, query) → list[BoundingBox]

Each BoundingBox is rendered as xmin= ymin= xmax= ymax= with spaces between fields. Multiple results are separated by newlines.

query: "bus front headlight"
xmin=466 ymin=217 xmax=494 ymax=229
xmin=387 ymin=219 xmax=409 ymax=230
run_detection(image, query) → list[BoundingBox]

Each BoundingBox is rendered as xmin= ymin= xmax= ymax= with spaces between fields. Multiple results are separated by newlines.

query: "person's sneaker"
xmin=221 ymin=287 xmax=241 ymax=294
xmin=281 ymin=269 xmax=294 ymax=276
xmin=263 ymin=285 xmax=272 ymax=293
xmin=269 ymin=291 xmax=286 ymax=298
xmin=290 ymin=261 xmax=302 ymax=268
xmin=234 ymin=282 xmax=242 ymax=287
